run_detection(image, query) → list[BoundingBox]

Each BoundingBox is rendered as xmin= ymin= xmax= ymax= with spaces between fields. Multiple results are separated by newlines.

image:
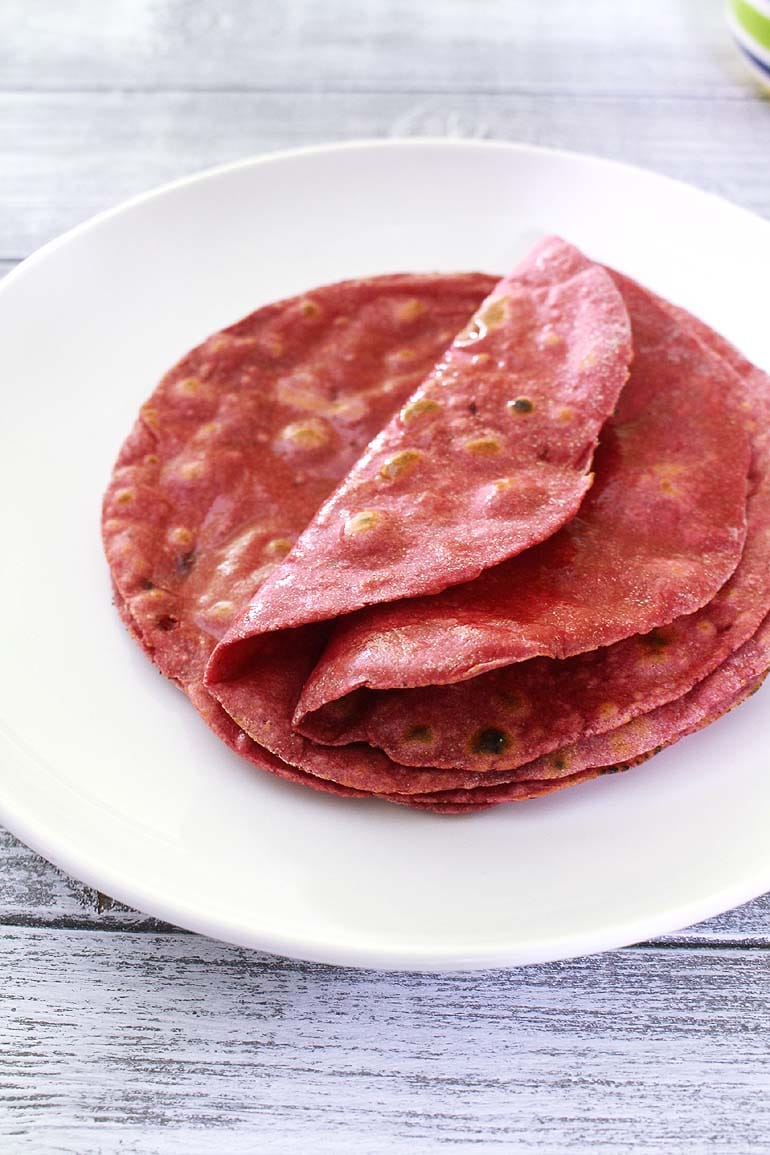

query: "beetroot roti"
xmin=205 ymin=267 xmax=752 ymax=798
xmin=104 ymin=237 xmax=767 ymax=812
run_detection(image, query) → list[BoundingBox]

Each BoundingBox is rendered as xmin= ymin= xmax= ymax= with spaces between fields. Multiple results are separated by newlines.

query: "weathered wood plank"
xmin=4 ymin=90 xmax=770 ymax=259
xmin=0 ymin=0 xmax=749 ymax=97
xmin=0 ymin=830 xmax=172 ymax=931
xmin=2 ymin=828 xmax=769 ymax=943
xmin=1 ymin=929 xmax=769 ymax=1153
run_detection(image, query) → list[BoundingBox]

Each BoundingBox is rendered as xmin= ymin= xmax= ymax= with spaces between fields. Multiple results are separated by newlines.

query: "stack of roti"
xmin=103 ymin=238 xmax=770 ymax=811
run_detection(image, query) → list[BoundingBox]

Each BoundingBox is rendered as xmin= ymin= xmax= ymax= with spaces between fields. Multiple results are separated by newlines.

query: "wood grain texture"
xmin=4 ymin=90 xmax=770 ymax=257
xmin=4 ymin=3 xmax=770 ymax=1148
xmin=0 ymin=0 xmax=750 ymax=96
xmin=2 ymin=929 xmax=770 ymax=1154
xmin=3 ymin=828 xmax=770 ymax=944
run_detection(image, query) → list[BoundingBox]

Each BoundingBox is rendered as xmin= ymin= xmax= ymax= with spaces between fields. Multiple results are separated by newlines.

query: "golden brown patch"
xmin=653 ymin=462 xmax=686 ymax=477
xmin=465 ymin=435 xmax=502 ymax=456
xmin=276 ymin=378 xmax=327 ymax=414
xmin=142 ymin=588 xmax=168 ymax=604
xmin=279 ymin=419 xmax=330 ymax=450
xmin=140 ymin=404 xmax=160 ymax=432
xmin=207 ymin=600 xmax=235 ymax=620
xmin=344 ymin=510 xmax=382 ymax=536
xmin=379 ymin=449 xmax=421 ymax=482
xmin=401 ymin=397 xmax=441 ymax=423
xmin=177 ymin=460 xmax=206 ymax=481
xmin=478 ymin=297 xmax=507 ymax=330
xmin=175 ymin=376 xmax=201 ymax=396
xmin=265 ymin=537 xmax=294 ymax=558
xmin=609 ymin=717 xmax=652 ymax=758
xmin=169 ymin=526 xmax=194 ymax=548
xmin=398 ymin=298 xmax=427 ymax=322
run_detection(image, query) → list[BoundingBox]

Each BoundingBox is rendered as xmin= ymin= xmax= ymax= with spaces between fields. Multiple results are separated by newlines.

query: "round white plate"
xmin=2 ymin=139 xmax=769 ymax=970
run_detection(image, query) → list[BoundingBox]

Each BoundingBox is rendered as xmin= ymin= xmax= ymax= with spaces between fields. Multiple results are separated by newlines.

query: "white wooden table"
xmin=3 ymin=3 xmax=770 ymax=1150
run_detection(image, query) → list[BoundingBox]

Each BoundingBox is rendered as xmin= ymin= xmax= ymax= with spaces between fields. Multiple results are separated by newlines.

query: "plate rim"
xmin=4 ymin=134 xmax=768 ymax=297
xmin=2 ymin=136 xmax=769 ymax=970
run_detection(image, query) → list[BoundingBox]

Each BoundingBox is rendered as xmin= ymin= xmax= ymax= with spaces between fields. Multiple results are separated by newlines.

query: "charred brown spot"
xmin=537 ymin=446 xmax=551 ymax=462
xmin=552 ymin=755 xmax=566 ymax=771
xmin=177 ymin=550 xmax=195 ymax=576
xmin=601 ymin=764 xmax=620 ymax=775
xmin=404 ymin=724 xmax=434 ymax=744
xmin=156 ymin=615 xmax=178 ymax=631
xmin=139 ymin=578 xmax=154 ymax=590
xmin=468 ymin=401 xmax=478 ymax=415
xmin=472 ymin=727 xmax=511 ymax=756
xmin=493 ymin=688 xmax=529 ymax=716
xmin=642 ymin=628 xmax=669 ymax=652
xmin=509 ymin=397 xmax=534 ymax=414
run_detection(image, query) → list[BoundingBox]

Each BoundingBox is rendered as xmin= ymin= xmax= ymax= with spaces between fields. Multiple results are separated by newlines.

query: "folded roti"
xmin=205 ymin=268 xmax=752 ymax=799
xmin=104 ymin=240 xmax=764 ymax=812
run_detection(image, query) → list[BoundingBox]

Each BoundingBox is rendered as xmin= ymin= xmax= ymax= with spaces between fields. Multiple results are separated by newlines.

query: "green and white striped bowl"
xmin=726 ymin=0 xmax=770 ymax=89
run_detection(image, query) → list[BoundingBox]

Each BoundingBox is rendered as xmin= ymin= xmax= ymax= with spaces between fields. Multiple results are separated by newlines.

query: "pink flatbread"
xmin=206 ymin=271 xmax=751 ymax=800
xmin=105 ymin=241 xmax=765 ymax=812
